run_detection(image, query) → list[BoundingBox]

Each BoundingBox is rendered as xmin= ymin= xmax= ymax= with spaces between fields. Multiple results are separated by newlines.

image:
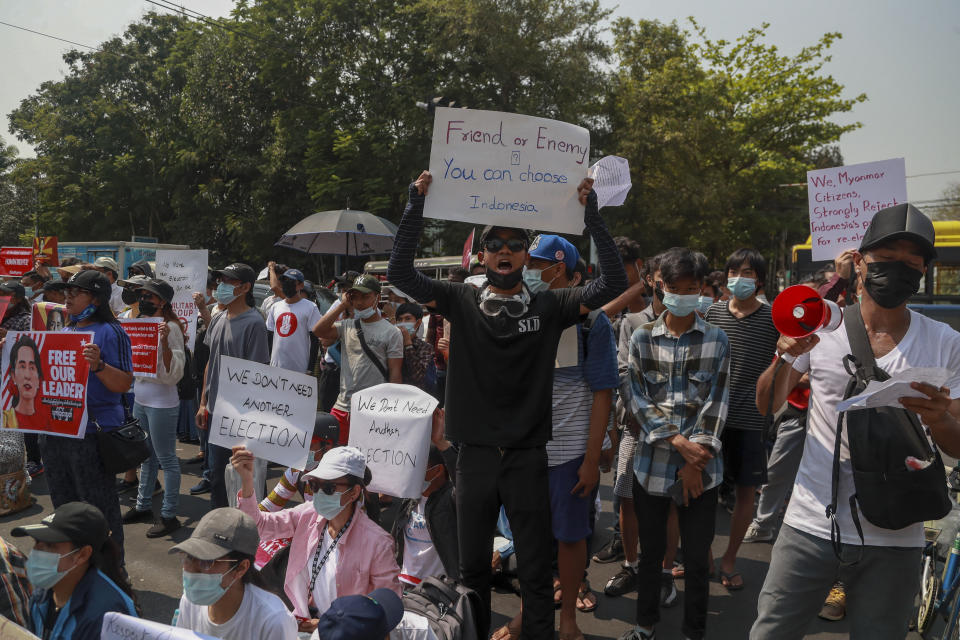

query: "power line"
xmin=0 ymin=19 xmax=97 ymax=50
xmin=907 ymin=170 xmax=960 ymax=179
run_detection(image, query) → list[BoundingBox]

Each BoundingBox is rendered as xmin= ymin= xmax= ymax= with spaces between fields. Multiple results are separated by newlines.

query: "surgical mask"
xmin=862 ymin=260 xmax=923 ymax=309
xmin=214 ymin=282 xmax=239 ymax=305
xmin=727 ymin=276 xmax=756 ymax=300
xmin=662 ymin=292 xmax=701 ymax=317
xmin=70 ymin=304 xmax=97 ymax=323
xmin=484 ymin=266 xmax=522 ymax=290
xmin=697 ymin=296 xmax=713 ymax=315
xmin=138 ymin=297 xmax=158 ymax=316
xmin=313 ymin=490 xmax=348 ymax=520
xmin=26 ymin=548 xmax=79 ymax=590
xmin=397 ymin=321 xmax=416 ymax=334
xmin=182 ymin=567 xmax=239 ymax=606
xmin=523 ymin=264 xmax=561 ymax=295
xmin=281 ymin=279 xmax=299 ymax=299
xmin=354 ymin=305 xmax=376 ymax=320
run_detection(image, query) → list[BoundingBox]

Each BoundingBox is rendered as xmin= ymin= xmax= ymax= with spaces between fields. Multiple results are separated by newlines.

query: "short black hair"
xmin=658 ymin=248 xmax=710 ymax=285
xmin=572 ymin=258 xmax=587 ymax=287
xmin=615 ymin=236 xmax=643 ymax=263
xmin=724 ymin=248 xmax=767 ymax=286
xmin=396 ymin=302 xmax=424 ymax=320
xmin=447 ymin=267 xmax=469 ymax=283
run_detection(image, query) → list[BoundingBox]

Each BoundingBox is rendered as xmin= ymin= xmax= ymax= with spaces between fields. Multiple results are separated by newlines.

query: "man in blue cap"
xmin=265 ymin=267 xmax=322 ymax=374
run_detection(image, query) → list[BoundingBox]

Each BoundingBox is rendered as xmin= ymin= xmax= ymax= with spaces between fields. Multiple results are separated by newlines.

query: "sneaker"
xmin=604 ymin=564 xmax=638 ymax=597
xmin=660 ymin=573 xmax=678 ymax=608
xmin=819 ymin=582 xmax=846 ymax=621
xmin=121 ymin=507 xmax=152 ymax=524
xmin=146 ymin=516 xmax=181 ymax=538
xmin=618 ymin=627 xmax=655 ymax=640
xmin=116 ymin=478 xmax=139 ymax=493
xmin=743 ymin=522 xmax=774 ymax=543
xmin=25 ymin=462 xmax=44 ymax=478
xmin=593 ymin=534 xmax=625 ymax=564
xmin=189 ymin=479 xmax=211 ymax=495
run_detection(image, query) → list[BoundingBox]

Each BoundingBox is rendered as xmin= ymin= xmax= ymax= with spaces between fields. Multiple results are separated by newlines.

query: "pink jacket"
xmin=237 ymin=493 xmax=401 ymax=618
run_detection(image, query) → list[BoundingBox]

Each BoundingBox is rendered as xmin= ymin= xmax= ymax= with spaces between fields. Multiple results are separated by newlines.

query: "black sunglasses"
xmin=483 ymin=237 xmax=527 ymax=253
xmin=309 ymin=480 xmax=352 ymax=495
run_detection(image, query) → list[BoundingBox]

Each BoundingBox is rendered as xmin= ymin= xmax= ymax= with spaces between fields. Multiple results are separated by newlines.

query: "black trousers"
xmin=633 ymin=478 xmax=717 ymax=640
xmin=207 ymin=441 xmax=231 ymax=509
xmin=457 ymin=444 xmax=553 ymax=640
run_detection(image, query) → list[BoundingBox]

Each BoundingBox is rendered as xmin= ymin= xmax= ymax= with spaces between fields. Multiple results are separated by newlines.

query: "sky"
xmin=2 ymin=0 xmax=958 ymax=203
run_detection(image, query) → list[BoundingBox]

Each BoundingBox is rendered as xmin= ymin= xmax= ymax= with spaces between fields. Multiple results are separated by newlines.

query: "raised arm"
xmin=386 ymin=172 xmax=436 ymax=306
xmin=578 ymin=183 xmax=629 ymax=313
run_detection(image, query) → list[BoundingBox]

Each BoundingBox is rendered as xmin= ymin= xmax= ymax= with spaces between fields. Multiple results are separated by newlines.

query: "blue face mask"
xmin=727 ymin=276 xmax=756 ymax=300
xmin=69 ymin=304 xmax=97 ymax=324
xmin=182 ymin=566 xmax=239 ymax=606
xmin=26 ymin=548 xmax=79 ymax=590
xmin=661 ymin=291 xmax=701 ymax=317
xmin=522 ymin=265 xmax=558 ymax=295
xmin=354 ymin=305 xmax=376 ymax=320
xmin=396 ymin=321 xmax=416 ymax=334
xmin=214 ymin=282 xmax=239 ymax=305
xmin=313 ymin=490 xmax=347 ymax=520
xmin=697 ymin=296 xmax=714 ymax=314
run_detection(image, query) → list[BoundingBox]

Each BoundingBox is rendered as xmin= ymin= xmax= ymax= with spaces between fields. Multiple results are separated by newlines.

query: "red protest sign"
xmin=0 ymin=248 xmax=33 ymax=277
xmin=461 ymin=228 xmax=475 ymax=270
xmin=32 ymin=236 xmax=58 ymax=266
xmin=0 ymin=331 xmax=93 ymax=438
xmin=119 ymin=318 xmax=161 ymax=377
xmin=32 ymin=302 xmax=67 ymax=331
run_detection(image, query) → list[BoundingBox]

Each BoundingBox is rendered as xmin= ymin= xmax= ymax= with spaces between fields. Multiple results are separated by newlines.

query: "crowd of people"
xmin=0 ymin=172 xmax=956 ymax=640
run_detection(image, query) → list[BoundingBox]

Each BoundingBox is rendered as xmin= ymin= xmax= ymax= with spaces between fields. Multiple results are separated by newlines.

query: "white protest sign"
xmin=208 ymin=356 xmax=316 ymax=469
xmin=425 ymin=107 xmax=590 ymax=235
xmin=0 ymin=616 xmax=40 ymax=639
xmin=155 ymin=249 xmax=208 ymax=351
xmin=589 ymin=155 xmax=632 ymax=208
xmin=807 ymin=158 xmax=907 ymax=261
xmin=349 ymin=383 xmax=438 ymax=499
xmin=101 ymin=612 xmax=217 ymax=640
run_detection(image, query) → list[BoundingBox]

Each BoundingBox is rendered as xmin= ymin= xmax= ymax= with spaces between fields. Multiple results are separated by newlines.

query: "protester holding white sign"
xmin=807 ymin=157 xmax=907 ymax=260
xmin=156 ymin=249 xmax=208 ymax=351
xmin=425 ymin=107 xmax=590 ymax=235
xmin=348 ymin=383 xmax=438 ymax=499
xmin=208 ymin=356 xmax=316 ymax=470
xmin=387 ymin=168 xmax=627 ymax=639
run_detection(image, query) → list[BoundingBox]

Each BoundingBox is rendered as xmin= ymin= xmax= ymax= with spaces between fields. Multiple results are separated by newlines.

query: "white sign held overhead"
xmin=425 ymin=107 xmax=591 ymax=235
xmin=349 ymin=383 xmax=438 ymax=499
xmin=588 ymin=156 xmax=632 ymax=208
xmin=155 ymin=250 xmax=208 ymax=351
xmin=807 ymin=158 xmax=907 ymax=261
xmin=208 ymin=356 xmax=316 ymax=470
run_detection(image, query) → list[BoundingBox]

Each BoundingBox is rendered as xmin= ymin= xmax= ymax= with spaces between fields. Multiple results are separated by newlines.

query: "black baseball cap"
xmin=67 ymin=270 xmax=112 ymax=301
xmin=478 ymin=225 xmax=532 ymax=248
xmin=860 ymin=203 xmax=937 ymax=263
xmin=213 ymin=263 xmax=257 ymax=285
xmin=137 ymin=278 xmax=175 ymax=303
xmin=42 ymin=280 xmax=68 ymax=292
xmin=313 ymin=412 xmax=340 ymax=445
xmin=12 ymin=502 xmax=110 ymax=550
xmin=0 ymin=282 xmax=25 ymax=299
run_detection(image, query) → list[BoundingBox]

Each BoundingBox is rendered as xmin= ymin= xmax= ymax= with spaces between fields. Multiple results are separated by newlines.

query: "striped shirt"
xmin=621 ymin=313 xmax=730 ymax=497
xmin=547 ymin=313 xmax=619 ymax=467
xmin=259 ymin=467 xmax=314 ymax=512
xmin=704 ymin=301 xmax=780 ymax=431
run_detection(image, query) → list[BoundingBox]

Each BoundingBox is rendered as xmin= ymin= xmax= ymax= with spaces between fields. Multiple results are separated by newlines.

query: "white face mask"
xmin=354 ymin=306 xmax=376 ymax=320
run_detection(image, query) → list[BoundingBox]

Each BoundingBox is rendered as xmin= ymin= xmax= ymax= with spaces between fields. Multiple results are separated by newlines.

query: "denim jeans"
xmin=134 ymin=403 xmax=181 ymax=519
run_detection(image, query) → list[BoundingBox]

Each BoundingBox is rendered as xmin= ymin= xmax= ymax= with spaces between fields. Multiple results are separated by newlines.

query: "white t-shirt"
xmin=400 ymin=497 xmax=445 ymax=585
xmin=266 ymin=298 xmax=323 ymax=373
xmin=300 ymin=529 xmax=338 ymax=616
xmin=784 ymin=310 xmax=960 ymax=547
xmin=176 ymin=584 xmax=297 ymax=640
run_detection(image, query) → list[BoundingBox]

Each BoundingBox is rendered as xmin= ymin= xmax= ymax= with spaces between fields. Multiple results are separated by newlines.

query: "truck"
xmin=57 ymin=241 xmax=190 ymax=276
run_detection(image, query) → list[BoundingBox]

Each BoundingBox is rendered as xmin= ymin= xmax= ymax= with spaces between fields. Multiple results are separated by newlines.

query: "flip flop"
xmin=491 ymin=622 xmax=521 ymax=640
xmin=553 ymin=576 xmax=563 ymax=609
xmin=576 ymin=581 xmax=598 ymax=612
xmin=718 ymin=568 xmax=744 ymax=591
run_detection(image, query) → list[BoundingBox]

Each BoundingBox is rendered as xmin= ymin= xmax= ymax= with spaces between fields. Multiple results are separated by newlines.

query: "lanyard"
xmin=309 ymin=512 xmax=353 ymax=593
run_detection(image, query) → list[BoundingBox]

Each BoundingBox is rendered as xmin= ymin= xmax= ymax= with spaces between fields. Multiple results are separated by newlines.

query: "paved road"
xmin=0 ymin=441 xmax=931 ymax=639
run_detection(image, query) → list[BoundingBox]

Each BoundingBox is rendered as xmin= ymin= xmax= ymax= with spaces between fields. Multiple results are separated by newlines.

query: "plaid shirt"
xmin=620 ymin=313 xmax=730 ymax=497
xmin=401 ymin=334 xmax=435 ymax=391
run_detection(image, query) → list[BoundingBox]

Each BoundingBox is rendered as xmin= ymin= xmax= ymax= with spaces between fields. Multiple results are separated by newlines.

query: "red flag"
xmin=32 ymin=236 xmax=58 ymax=266
xmin=461 ymin=228 xmax=475 ymax=270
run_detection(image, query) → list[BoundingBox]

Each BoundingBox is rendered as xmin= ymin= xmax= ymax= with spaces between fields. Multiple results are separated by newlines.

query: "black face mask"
xmin=862 ymin=260 xmax=923 ymax=309
xmin=138 ymin=297 xmax=158 ymax=316
xmin=121 ymin=288 xmax=138 ymax=305
xmin=281 ymin=280 xmax=299 ymax=299
xmin=484 ymin=266 xmax=522 ymax=290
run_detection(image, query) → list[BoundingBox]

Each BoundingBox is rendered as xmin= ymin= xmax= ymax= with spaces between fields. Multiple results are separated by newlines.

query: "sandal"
xmin=575 ymin=581 xmax=598 ymax=613
xmin=553 ymin=576 xmax=563 ymax=608
xmin=491 ymin=616 xmax=522 ymax=640
xmin=717 ymin=561 xmax=744 ymax=591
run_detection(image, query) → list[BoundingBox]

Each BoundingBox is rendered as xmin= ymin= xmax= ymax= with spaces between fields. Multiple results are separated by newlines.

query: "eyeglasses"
xmin=483 ymin=237 xmax=527 ymax=253
xmin=179 ymin=553 xmax=237 ymax=572
xmin=307 ymin=480 xmax=352 ymax=495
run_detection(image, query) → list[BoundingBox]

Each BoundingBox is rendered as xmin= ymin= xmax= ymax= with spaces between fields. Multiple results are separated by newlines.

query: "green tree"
xmin=932 ymin=183 xmax=960 ymax=221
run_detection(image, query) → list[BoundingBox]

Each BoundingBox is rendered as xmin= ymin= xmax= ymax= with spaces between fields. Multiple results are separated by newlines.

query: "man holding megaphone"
xmin=751 ymin=204 xmax=960 ymax=640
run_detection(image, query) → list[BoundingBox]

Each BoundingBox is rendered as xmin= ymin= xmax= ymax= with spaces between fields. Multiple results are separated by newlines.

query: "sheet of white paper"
xmin=588 ymin=155 xmax=632 ymax=208
xmin=836 ymin=367 xmax=951 ymax=412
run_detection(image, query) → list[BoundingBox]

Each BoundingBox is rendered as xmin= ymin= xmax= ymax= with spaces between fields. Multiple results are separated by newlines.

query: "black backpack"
xmin=828 ymin=304 xmax=951 ymax=555
xmin=401 ymin=576 xmax=483 ymax=640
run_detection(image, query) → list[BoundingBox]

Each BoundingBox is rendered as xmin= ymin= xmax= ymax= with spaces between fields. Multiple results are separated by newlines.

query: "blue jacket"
xmin=30 ymin=567 xmax=137 ymax=639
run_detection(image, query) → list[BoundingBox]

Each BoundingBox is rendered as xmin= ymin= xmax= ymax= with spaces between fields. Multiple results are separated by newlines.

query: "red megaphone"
xmin=772 ymin=285 xmax=843 ymax=338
